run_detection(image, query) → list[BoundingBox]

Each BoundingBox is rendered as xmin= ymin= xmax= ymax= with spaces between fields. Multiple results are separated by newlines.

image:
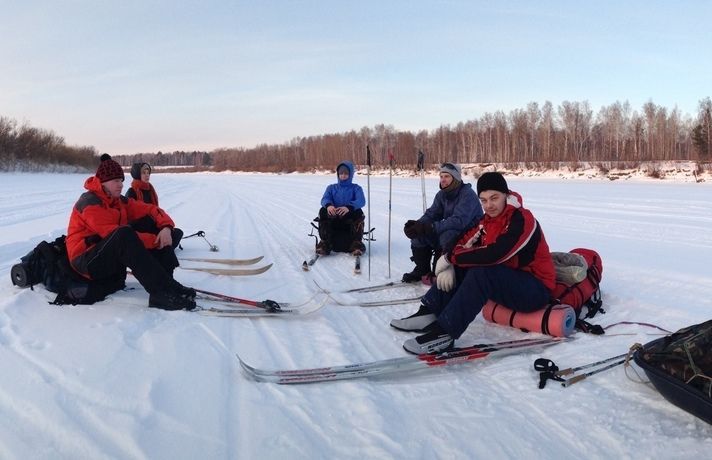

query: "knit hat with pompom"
xmin=95 ymin=154 xmax=125 ymax=182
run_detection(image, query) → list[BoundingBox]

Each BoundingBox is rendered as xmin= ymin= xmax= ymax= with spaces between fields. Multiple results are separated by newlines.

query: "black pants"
xmin=318 ymin=207 xmax=365 ymax=252
xmin=130 ymin=215 xmax=183 ymax=249
xmin=72 ymin=226 xmax=176 ymax=294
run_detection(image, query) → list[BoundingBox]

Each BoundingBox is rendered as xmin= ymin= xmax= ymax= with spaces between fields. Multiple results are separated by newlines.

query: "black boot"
xmin=148 ymin=288 xmax=197 ymax=311
xmin=402 ymin=247 xmax=433 ymax=283
xmin=349 ymin=215 xmax=366 ymax=255
xmin=316 ymin=209 xmax=333 ymax=255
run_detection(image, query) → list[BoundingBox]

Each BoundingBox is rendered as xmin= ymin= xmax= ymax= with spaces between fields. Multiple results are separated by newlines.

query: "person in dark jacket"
xmin=402 ymin=163 xmax=483 ymax=282
xmin=316 ymin=161 xmax=367 ymax=256
xmin=66 ymin=154 xmax=195 ymax=311
xmin=126 ymin=162 xmax=183 ymax=248
xmin=126 ymin=162 xmax=159 ymax=205
xmin=392 ymin=172 xmax=556 ymax=354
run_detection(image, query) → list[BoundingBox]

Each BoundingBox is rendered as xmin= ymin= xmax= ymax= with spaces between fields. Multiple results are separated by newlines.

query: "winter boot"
xmin=316 ymin=216 xmax=333 ymax=255
xmin=169 ymin=278 xmax=197 ymax=301
xmin=349 ymin=216 xmax=366 ymax=256
xmin=148 ymin=288 xmax=197 ymax=311
xmin=401 ymin=246 xmax=433 ymax=283
xmin=402 ymin=322 xmax=454 ymax=354
xmin=390 ymin=304 xmax=437 ymax=332
xmin=315 ymin=240 xmax=331 ymax=256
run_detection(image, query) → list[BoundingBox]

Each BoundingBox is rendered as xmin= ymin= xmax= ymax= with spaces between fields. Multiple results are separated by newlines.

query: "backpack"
xmin=551 ymin=248 xmax=604 ymax=324
xmin=10 ymin=235 xmax=125 ymax=305
xmin=481 ymin=248 xmax=605 ymax=336
xmin=633 ymin=319 xmax=712 ymax=424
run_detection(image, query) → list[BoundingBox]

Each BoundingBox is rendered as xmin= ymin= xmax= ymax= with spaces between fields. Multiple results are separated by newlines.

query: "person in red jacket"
xmin=126 ymin=161 xmax=183 ymax=248
xmin=66 ymin=154 xmax=195 ymax=310
xmin=391 ymin=172 xmax=556 ymax=354
xmin=126 ymin=162 xmax=159 ymax=205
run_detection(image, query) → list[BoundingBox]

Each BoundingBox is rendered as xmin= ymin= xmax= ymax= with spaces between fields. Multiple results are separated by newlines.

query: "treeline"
xmin=0 ymin=116 xmax=98 ymax=171
xmin=206 ymin=98 xmax=712 ymax=171
xmin=117 ymin=151 xmax=212 ymax=168
xmin=3 ymin=98 xmax=711 ymax=173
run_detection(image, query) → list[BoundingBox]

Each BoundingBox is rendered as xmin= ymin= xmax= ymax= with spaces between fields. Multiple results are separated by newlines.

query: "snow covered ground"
xmin=1 ymin=171 xmax=711 ymax=459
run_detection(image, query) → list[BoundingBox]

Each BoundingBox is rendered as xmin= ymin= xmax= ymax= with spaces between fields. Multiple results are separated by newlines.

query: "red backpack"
xmin=482 ymin=248 xmax=605 ymax=336
xmin=551 ymin=248 xmax=604 ymax=322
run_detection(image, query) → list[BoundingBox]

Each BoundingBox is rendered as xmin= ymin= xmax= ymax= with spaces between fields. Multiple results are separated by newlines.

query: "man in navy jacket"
xmin=402 ymin=163 xmax=483 ymax=282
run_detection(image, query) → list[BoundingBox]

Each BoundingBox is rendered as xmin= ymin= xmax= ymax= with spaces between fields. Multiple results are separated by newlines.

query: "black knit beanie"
xmin=477 ymin=172 xmax=509 ymax=195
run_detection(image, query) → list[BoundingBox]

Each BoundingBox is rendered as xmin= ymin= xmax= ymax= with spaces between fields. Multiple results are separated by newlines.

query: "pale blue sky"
xmin=1 ymin=0 xmax=710 ymax=155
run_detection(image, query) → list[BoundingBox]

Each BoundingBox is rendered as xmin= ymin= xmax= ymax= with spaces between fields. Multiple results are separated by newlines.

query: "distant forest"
xmin=2 ymin=98 xmax=711 ymax=172
xmin=0 ymin=116 xmax=98 ymax=171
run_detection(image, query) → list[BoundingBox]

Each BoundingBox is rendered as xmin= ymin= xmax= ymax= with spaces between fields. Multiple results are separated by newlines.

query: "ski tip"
xmin=236 ymin=354 xmax=259 ymax=378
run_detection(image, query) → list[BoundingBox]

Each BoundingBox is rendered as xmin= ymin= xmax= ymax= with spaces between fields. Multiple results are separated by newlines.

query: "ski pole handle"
xmin=367 ymin=145 xmax=372 ymax=167
xmin=417 ymin=150 xmax=424 ymax=170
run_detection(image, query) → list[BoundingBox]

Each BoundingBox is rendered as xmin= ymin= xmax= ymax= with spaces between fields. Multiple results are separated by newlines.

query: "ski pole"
xmin=183 ymin=230 xmax=219 ymax=252
xmin=556 ymin=353 xmax=628 ymax=377
xmin=561 ymin=358 xmax=627 ymax=387
xmin=366 ymin=145 xmax=372 ymax=281
xmin=534 ymin=353 xmax=628 ymax=389
xmin=417 ymin=150 xmax=426 ymax=213
xmin=388 ymin=151 xmax=394 ymax=278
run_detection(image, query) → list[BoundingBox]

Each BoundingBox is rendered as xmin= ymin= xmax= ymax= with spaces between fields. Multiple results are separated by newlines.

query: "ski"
xmin=302 ymin=254 xmax=319 ymax=271
xmin=354 ymin=255 xmax=361 ymax=274
xmin=323 ymin=280 xmax=421 ymax=294
xmin=330 ymin=296 xmax=422 ymax=307
xmin=313 ymin=280 xmax=420 ymax=306
xmin=238 ymin=337 xmax=567 ymax=384
xmin=180 ymin=256 xmax=264 ymax=266
xmin=195 ymin=288 xmax=320 ymax=309
xmin=195 ymin=294 xmax=328 ymax=317
xmin=181 ymin=263 xmax=273 ymax=276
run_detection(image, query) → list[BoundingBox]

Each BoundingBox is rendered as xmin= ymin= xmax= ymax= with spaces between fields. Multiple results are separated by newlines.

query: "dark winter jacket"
xmin=66 ymin=176 xmax=175 ymax=278
xmin=449 ymin=191 xmax=556 ymax=292
xmin=126 ymin=179 xmax=159 ymax=206
xmin=420 ymin=182 xmax=482 ymax=249
xmin=320 ymin=161 xmax=366 ymax=210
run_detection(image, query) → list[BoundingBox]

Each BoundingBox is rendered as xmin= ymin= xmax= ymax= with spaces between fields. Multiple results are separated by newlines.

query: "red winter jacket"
xmin=66 ymin=176 xmax=175 ymax=277
xmin=126 ymin=179 xmax=159 ymax=206
xmin=449 ymin=191 xmax=556 ymax=292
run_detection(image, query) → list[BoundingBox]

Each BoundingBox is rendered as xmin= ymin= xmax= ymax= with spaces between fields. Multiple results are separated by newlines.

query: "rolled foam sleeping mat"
xmin=482 ymin=300 xmax=576 ymax=337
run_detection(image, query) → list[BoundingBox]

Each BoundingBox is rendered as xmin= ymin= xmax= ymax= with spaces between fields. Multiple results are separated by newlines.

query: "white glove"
xmin=436 ymin=264 xmax=456 ymax=292
xmin=434 ymin=255 xmax=451 ymax=275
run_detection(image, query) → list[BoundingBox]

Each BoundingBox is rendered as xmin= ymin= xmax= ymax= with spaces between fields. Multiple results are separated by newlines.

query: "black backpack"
xmin=10 ymin=235 xmax=125 ymax=305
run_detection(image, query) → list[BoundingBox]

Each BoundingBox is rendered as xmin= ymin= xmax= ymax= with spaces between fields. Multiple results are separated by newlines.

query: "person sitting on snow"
xmin=126 ymin=161 xmax=183 ymax=249
xmin=402 ymin=163 xmax=482 ymax=283
xmin=391 ymin=171 xmax=556 ymax=354
xmin=315 ymin=161 xmax=367 ymax=256
xmin=66 ymin=154 xmax=195 ymax=311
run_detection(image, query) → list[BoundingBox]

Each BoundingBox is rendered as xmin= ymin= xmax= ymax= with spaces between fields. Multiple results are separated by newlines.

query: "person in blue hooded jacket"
xmin=402 ymin=163 xmax=483 ymax=282
xmin=316 ymin=161 xmax=367 ymax=256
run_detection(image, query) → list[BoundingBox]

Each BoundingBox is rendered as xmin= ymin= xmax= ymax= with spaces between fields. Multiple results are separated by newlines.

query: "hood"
xmin=130 ymin=162 xmax=150 ymax=180
xmin=336 ymin=161 xmax=355 ymax=185
xmin=83 ymin=176 xmax=114 ymax=205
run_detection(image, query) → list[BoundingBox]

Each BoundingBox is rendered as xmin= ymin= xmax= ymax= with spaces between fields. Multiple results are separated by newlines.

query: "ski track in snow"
xmin=0 ymin=172 xmax=711 ymax=458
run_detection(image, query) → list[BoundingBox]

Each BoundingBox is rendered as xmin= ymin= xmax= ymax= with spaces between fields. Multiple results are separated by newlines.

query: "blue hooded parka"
xmin=320 ymin=161 xmax=366 ymax=210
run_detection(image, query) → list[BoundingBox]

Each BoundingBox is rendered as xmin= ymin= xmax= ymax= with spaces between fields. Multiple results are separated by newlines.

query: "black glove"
xmin=403 ymin=220 xmax=418 ymax=238
xmin=412 ymin=221 xmax=433 ymax=236
xmin=404 ymin=220 xmax=433 ymax=239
